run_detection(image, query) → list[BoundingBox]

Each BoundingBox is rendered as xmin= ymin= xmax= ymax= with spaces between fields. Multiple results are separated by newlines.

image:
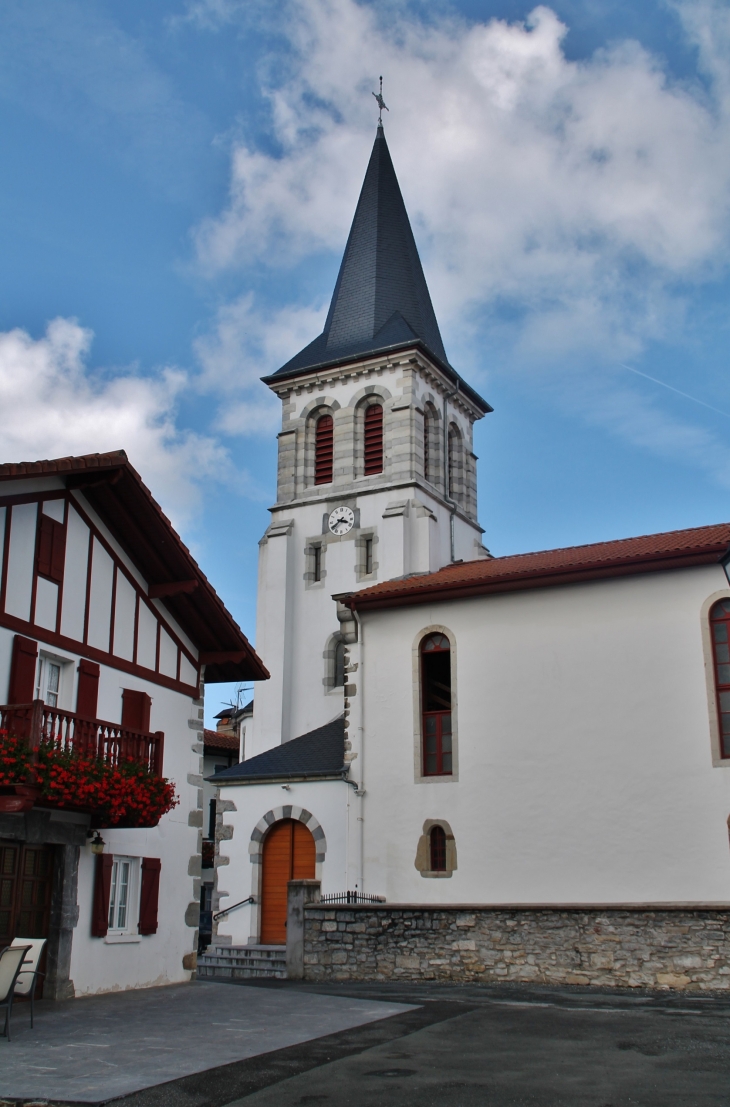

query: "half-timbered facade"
xmin=0 ymin=451 xmax=267 ymax=997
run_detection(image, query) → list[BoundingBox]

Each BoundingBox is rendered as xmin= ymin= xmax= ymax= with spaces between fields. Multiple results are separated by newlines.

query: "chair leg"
xmin=30 ymin=984 xmax=34 ymax=1029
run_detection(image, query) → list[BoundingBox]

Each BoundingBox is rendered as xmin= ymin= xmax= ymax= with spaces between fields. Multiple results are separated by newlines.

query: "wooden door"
xmin=260 ymin=820 xmax=316 ymax=945
xmin=0 ymin=841 xmax=54 ymax=946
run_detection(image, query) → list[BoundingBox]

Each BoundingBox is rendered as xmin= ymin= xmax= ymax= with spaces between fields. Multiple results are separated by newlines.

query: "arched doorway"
xmin=260 ymin=819 xmax=316 ymax=944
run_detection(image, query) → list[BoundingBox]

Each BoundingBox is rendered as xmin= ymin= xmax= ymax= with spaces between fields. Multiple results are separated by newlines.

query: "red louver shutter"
xmin=8 ymin=636 xmax=38 ymax=704
xmin=36 ymin=515 xmax=65 ymax=584
xmin=121 ymin=689 xmax=151 ymax=732
xmin=363 ymin=404 xmax=383 ymax=475
xmin=314 ymin=414 xmax=334 ymax=485
xmin=138 ymin=857 xmax=161 ymax=935
xmin=76 ymin=660 xmax=100 ymax=719
xmin=91 ymin=853 xmax=114 ymax=937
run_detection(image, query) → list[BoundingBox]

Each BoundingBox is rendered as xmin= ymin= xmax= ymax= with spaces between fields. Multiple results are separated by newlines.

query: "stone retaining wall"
xmin=302 ymin=904 xmax=730 ymax=990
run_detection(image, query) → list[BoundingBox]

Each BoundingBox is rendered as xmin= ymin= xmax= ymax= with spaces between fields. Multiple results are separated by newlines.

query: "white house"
xmin=208 ymin=123 xmax=730 ymax=959
xmin=0 ymin=450 xmax=267 ymax=997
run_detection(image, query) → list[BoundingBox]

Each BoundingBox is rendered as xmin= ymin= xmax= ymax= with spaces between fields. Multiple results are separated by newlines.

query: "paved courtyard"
xmin=3 ymin=979 xmax=730 ymax=1106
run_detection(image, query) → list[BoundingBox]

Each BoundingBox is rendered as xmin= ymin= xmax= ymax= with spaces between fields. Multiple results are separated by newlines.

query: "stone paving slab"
xmin=0 ymin=980 xmax=415 ymax=1103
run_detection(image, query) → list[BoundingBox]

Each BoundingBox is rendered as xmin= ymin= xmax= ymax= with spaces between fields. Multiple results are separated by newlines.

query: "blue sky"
xmin=1 ymin=0 xmax=730 ymax=721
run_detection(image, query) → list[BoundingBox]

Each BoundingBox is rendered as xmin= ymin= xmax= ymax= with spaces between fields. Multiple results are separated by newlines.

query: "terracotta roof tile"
xmin=347 ymin=522 xmax=730 ymax=611
xmin=203 ymin=729 xmax=239 ymax=751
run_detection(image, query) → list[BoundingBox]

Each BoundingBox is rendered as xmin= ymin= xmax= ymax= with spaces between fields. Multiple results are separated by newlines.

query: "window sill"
xmin=419 ymin=870 xmax=453 ymax=878
xmin=104 ymin=933 xmax=142 ymax=944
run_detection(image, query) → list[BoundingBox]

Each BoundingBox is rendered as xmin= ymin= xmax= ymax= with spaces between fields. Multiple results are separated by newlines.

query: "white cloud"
xmin=194 ymin=294 xmax=327 ymax=435
xmin=195 ymin=0 xmax=730 ymax=366
xmin=0 ymin=318 xmax=231 ymax=526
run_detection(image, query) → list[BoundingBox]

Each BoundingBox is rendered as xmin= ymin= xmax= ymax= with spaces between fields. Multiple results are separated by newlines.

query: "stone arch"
xmin=301 ymin=400 xmax=341 ymax=488
xmin=414 ymin=818 xmax=458 ymax=878
xmin=351 ymin=386 xmax=391 ymax=479
xmin=412 ymin=624 xmax=459 ymax=783
xmin=250 ymin=807 xmax=327 ymax=867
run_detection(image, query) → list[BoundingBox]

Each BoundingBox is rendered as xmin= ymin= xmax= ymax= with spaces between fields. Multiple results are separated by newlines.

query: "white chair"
xmin=11 ymin=937 xmax=46 ymax=1029
xmin=0 ymin=944 xmax=31 ymax=1041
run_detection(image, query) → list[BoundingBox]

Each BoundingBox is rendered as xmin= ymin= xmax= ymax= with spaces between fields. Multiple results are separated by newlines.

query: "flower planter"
xmin=0 ymin=784 xmax=41 ymax=814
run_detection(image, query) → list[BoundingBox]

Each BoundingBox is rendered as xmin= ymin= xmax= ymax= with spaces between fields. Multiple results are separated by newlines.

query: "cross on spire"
xmin=372 ymin=76 xmax=389 ymax=125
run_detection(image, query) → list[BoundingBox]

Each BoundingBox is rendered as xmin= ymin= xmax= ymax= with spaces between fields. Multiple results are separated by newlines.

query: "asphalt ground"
xmin=5 ymin=980 xmax=730 ymax=1107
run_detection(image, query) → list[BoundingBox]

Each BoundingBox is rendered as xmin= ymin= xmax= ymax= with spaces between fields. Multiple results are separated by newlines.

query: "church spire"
xmin=271 ymin=124 xmax=449 ymax=379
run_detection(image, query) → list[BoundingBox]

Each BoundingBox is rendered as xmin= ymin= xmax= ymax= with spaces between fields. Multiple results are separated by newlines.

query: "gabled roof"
xmin=0 ymin=451 xmax=269 ymax=683
xmin=210 ymin=716 xmax=346 ymax=785
xmin=344 ymin=522 xmax=730 ymax=611
xmin=263 ymin=126 xmax=490 ymax=415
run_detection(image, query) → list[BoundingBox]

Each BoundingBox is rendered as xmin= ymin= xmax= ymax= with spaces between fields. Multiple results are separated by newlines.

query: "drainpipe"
xmin=443 ymin=380 xmax=459 ymax=563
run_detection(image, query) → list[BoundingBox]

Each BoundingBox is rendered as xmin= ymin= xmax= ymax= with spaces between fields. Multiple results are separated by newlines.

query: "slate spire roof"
xmin=268 ymin=125 xmax=451 ymax=381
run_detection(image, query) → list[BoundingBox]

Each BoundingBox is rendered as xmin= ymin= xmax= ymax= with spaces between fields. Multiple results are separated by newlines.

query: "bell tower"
xmin=248 ymin=123 xmax=492 ymax=757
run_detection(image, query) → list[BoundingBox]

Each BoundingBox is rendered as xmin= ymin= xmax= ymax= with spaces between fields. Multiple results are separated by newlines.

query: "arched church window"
xmin=448 ymin=423 xmax=464 ymax=505
xmin=315 ymin=414 xmax=334 ymax=485
xmin=421 ymin=633 xmax=452 ymax=776
xmin=363 ymin=404 xmax=384 ymax=475
xmin=334 ymin=639 xmax=346 ymax=688
xmin=710 ymin=599 xmax=730 ymax=758
xmin=424 ymin=404 xmax=438 ymax=485
xmin=429 ymin=825 xmax=447 ymax=871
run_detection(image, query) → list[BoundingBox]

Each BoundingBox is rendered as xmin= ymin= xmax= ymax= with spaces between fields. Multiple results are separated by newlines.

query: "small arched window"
xmin=421 ymin=633 xmax=452 ymax=776
xmin=429 ymin=825 xmax=447 ymax=871
xmin=424 ymin=404 xmax=438 ymax=485
xmin=710 ymin=599 xmax=730 ymax=757
xmin=315 ymin=414 xmax=334 ymax=485
xmin=334 ymin=640 xmax=346 ymax=688
xmin=364 ymin=404 xmax=384 ymax=475
xmin=448 ymin=423 xmax=463 ymax=505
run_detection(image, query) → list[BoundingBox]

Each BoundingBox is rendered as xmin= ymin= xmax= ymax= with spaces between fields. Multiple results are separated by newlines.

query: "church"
xmin=207 ymin=122 xmax=730 ymax=960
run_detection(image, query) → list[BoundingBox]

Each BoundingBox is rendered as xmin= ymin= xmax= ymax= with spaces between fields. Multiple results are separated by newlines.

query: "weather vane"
xmin=372 ymin=76 xmax=389 ymax=125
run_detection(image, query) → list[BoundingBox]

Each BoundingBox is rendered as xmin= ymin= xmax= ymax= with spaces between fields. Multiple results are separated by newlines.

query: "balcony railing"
xmin=0 ymin=701 xmax=164 ymax=777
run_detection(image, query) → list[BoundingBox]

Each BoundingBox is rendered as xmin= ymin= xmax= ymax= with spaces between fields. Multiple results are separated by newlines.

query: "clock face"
xmin=328 ymin=506 xmax=355 ymax=536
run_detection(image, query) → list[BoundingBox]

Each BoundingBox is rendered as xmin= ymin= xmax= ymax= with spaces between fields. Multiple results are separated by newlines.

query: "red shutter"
xmin=36 ymin=515 xmax=65 ymax=584
xmin=314 ymin=414 xmax=334 ymax=485
xmin=364 ymin=404 xmax=383 ymax=475
xmin=76 ymin=660 xmax=100 ymax=719
xmin=138 ymin=857 xmax=161 ymax=935
xmin=91 ymin=853 xmax=114 ymax=937
xmin=8 ymin=636 xmax=38 ymax=704
xmin=121 ymin=689 xmax=151 ymax=732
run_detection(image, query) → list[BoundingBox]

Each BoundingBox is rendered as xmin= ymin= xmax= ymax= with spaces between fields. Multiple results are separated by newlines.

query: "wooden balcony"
xmin=0 ymin=700 xmax=164 ymax=777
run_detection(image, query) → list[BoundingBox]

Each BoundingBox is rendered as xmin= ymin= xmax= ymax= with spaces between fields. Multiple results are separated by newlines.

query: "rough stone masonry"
xmin=302 ymin=904 xmax=730 ymax=990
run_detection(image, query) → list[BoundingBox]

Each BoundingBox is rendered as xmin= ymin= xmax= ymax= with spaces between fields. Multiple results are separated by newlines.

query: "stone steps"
xmin=197 ymin=944 xmax=287 ymax=980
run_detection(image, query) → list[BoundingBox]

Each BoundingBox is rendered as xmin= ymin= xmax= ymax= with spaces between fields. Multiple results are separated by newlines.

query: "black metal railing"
xmin=213 ymin=895 xmax=256 ymax=922
xmin=320 ymin=891 xmax=386 ymax=905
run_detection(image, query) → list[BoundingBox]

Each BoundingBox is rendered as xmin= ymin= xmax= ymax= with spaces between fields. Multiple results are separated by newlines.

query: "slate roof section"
xmin=344 ymin=522 xmax=730 ymax=611
xmin=264 ymin=126 xmax=490 ymax=415
xmin=0 ymin=451 xmax=269 ymax=684
xmin=210 ymin=716 xmax=346 ymax=784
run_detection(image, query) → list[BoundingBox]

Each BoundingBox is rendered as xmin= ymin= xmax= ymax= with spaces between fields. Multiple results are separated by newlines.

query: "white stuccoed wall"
xmin=355 ymin=563 xmax=730 ymax=905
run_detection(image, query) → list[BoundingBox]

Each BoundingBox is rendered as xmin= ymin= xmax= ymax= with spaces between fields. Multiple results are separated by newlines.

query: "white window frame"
xmin=35 ymin=651 xmax=72 ymax=709
xmin=105 ymin=855 xmax=142 ymax=944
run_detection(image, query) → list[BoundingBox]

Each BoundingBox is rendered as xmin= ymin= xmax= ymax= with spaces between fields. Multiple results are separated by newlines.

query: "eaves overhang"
xmin=262 ymin=339 xmax=492 ymax=417
xmin=209 ymin=770 xmax=347 ymax=786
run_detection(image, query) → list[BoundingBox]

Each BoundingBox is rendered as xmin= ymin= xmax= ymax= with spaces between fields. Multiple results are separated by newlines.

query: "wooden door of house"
xmin=0 ymin=841 xmax=54 ymax=946
xmin=260 ymin=820 xmax=315 ymax=945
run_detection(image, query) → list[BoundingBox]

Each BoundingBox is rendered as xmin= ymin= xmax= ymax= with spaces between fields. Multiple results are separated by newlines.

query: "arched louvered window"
xmin=363 ymin=404 xmax=384 ymax=476
xmin=421 ymin=633 xmax=452 ymax=776
xmin=315 ymin=414 xmax=334 ymax=485
xmin=448 ymin=423 xmax=463 ymax=505
xmin=429 ymin=825 xmax=447 ymax=871
xmin=334 ymin=640 xmax=346 ymax=688
xmin=423 ymin=404 xmax=438 ymax=485
xmin=710 ymin=599 xmax=730 ymax=758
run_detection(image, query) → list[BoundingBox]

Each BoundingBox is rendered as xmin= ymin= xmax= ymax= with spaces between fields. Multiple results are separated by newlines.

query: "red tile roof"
xmin=0 ymin=451 xmax=269 ymax=683
xmin=345 ymin=522 xmax=730 ymax=611
xmin=204 ymin=729 xmax=239 ymax=751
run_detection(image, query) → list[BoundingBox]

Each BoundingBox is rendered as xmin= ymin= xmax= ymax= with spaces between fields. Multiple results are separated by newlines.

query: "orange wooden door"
xmin=260 ymin=820 xmax=316 ymax=945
